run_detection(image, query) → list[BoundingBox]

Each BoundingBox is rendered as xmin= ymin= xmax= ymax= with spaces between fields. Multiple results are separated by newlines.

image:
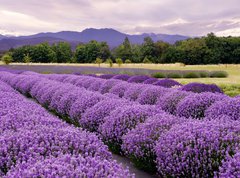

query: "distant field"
xmin=1 ymin=62 xmax=239 ymax=84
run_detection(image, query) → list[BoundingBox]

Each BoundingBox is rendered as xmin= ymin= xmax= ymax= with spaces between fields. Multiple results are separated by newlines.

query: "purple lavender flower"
xmin=6 ymin=154 xmax=134 ymax=178
xmin=69 ymin=92 xmax=106 ymax=123
xmin=112 ymin=74 xmax=131 ymax=81
xmin=155 ymin=119 xmax=240 ymax=177
xmin=127 ymin=75 xmax=150 ymax=83
xmin=98 ymin=79 xmax=120 ymax=94
xmin=217 ymin=152 xmax=240 ymax=178
xmin=109 ymin=81 xmax=129 ymax=97
xmin=137 ymin=86 xmax=169 ymax=105
xmin=180 ymin=82 xmax=223 ymax=93
xmin=99 ymin=74 xmax=116 ymax=79
xmin=157 ymin=90 xmax=191 ymax=115
xmin=176 ymin=92 xmax=227 ymax=119
xmin=153 ymin=78 xmax=182 ymax=88
xmin=81 ymin=98 xmax=131 ymax=132
xmin=142 ymin=78 xmax=159 ymax=84
xmin=88 ymin=78 xmax=104 ymax=91
xmin=123 ymin=83 xmax=149 ymax=101
xmin=205 ymin=97 xmax=240 ymax=121
xmin=122 ymin=113 xmax=186 ymax=173
xmin=99 ymin=105 xmax=164 ymax=153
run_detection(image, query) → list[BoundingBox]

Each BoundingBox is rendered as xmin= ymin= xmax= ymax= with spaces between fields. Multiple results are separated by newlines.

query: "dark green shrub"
xmin=152 ymin=72 xmax=166 ymax=78
xmin=210 ymin=71 xmax=228 ymax=78
xmin=167 ymin=73 xmax=182 ymax=78
xmin=199 ymin=72 xmax=209 ymax=78
xmin=183 ymin=72 xmax=200 ymax=78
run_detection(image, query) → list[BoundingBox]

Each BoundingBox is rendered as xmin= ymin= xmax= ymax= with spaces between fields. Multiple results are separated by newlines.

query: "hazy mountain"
xmin=0 ymin=28 xmax=189 ymax=51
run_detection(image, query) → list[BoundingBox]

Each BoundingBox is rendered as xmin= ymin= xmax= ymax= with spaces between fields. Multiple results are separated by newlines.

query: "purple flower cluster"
xmin=112 ymin=74 xmax=131 ymax=81
xmin=218 ymin=152 xmax=240 ymax=178
xmin=180 ymin=82 xmax=223 ymax=93
xmin=123 ymin=83 xmax=149 ymax=101
xmin=0 ymin=75 xmax=136 ymax=177
xmin=99 ymin=74 xmax=116 ymax=79
xmin=155 ymin=119 xmax=240 ymax=177
xmin=99 ymin=105 xmax=164 ymax=153
xmin=206 ymin=97 xmax=240 ymax=121
xmin=137 ymin=86 xmax=169 ymax=105
xmin=122 ymin=113 xmax=186 ymax=172
xmin=153 ymin=78 xmax=182 ymax=88
xmin=142 ymin=78 xmax=158 ymax=84
xmin=1 ymin=69 xmax=239 ymax=176
xmin=127 ymin=75 xmax=150 ymax=83
xmin=157 ymin=90 xmax=191 ymax=115
xmin=5 ymin=154 xmax=134 ymax=178
xmin=99 ymin=79 xmax=120 ymax=94
xmin=81 ymin=98 xmax=131 ymax=132
xmin=109 ymin=81 xmax=129 ymax=97
xmin=176 ymin=92 xmax=227 ymax=119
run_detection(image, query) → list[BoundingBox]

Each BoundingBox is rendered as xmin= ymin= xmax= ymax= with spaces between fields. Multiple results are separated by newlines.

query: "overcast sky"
xmin=0 ymin=0 xmax=239 ymax=36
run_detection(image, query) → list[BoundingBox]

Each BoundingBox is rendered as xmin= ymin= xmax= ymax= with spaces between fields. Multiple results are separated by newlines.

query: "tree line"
xmin=3 ymin=33 xmax=240 ymax=65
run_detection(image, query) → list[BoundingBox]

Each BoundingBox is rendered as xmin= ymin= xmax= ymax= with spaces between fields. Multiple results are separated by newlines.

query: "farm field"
xmin=1 ymin=63 xmax=240 ymax=96
xmin=0 ymin=68 xmax=239 ymax=177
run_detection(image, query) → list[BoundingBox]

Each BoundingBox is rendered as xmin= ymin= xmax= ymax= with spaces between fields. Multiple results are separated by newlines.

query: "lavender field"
xmin=0 ymin=68 xmax=239 ymax=178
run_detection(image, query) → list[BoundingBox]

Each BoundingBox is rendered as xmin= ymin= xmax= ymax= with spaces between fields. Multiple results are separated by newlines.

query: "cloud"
xmin=0 ymin=0 xmax=239 ymax=36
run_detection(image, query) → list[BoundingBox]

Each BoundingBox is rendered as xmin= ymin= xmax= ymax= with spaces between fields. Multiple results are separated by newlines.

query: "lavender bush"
xmin=127 ymin=75 xmax=150 ymax=83
xmin=153 ymin=78 xmax=182 ymax=88
xmin=206 ymin=97 xmax=240 ymax=121
xmin=5 ymin=154 xmax=134 ymax=178
xmin=180 ymin=82 xmax=223 ymax=93
xmin=99 ymin=105 xmax=164 ymax=153
xmin=155 ymin=119 xmax=240 ymax=177
xmin=176 ymin=92 xmax=227 ymax=119
xmin=122 ymin=113 xmax=185 ymax=173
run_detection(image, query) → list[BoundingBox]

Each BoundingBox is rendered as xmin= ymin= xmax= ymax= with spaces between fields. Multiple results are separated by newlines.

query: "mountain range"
xmin=0 ymin=28 xmax=189 ymax=51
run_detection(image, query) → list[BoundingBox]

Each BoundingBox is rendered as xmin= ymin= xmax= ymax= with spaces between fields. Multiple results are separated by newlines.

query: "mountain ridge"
xmin=0 ymin=28 xmax=189 ymax=51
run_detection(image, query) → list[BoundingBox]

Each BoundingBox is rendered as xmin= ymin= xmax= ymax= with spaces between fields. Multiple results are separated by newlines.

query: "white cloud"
xmin=0 ymin=0 xmax=239 ymax=36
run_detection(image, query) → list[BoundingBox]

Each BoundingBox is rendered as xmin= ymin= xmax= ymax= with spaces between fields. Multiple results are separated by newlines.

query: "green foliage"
xmin=1 ymin=53 xmax=12 ymax=65
xmin=167 ymin=73 xmax=182 ymax=78
xmin=52 ymin=42 xmax=72 ymax=63
xmin=6 ymin=32 xmax=240 ymax=65
xmin=143 ymin=57 xmax=152 ymax=63
xmin=183 ymin=72 xmax=200 ymax=78
xmin=219 ymin=84 xmax=240 ymax=97
xmin=199 ymin=71 xmax=209 ymax=78
xmin=113 ymin=37 xmax=133 ymax=61
xmin=209 ymin=71 xmax=228 ymax=78
xmin=23 ymin=54 xmax=31 ymax=63
xmin=116 ymin=58 xmax=123 ymax=67
xmin=95 ymin=58 xmax=103 ymax=67
xmin=152 ymin=72 xmax=166 ymax=78
xmin=125 ymin=59 xmax=131 ymax=64
xmin=106 ymin=58 xmax=113 ymax=67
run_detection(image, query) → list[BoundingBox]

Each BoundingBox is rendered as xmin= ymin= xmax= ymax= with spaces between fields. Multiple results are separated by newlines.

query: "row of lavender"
xmin=1 ymin=71 xmax=240 ymax=177
xmin=0 ymin=79 xmax=133 ymax=177
xmin=98 ymin=73 xmax=223 ymax=93
xmin=44 ymin=73 xmax=239 ymax=120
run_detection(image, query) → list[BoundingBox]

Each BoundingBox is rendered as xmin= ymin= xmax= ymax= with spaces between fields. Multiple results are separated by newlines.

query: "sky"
xmin=0 ymin=0 xmax=239 ymax=37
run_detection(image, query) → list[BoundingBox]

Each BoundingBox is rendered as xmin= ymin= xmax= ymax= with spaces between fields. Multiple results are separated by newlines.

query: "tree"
xmin=125 ymin=59 xmax=131 ymax=64
xmin=52 ymin=42 xmax=72 ymax=63
xmin=141 ymin=37 xmax=157 ymax=62
xmin=95 ymin=58 xmax=103 ymax=67
xmin=23 ymin=54 xmax=31 ymax=64
xmin=113 ymin=37 xmax=133 ymax=61
xmin=106 ymin=58 xmax=113 ymax=67
xmin=143 ymin=57 xmax=152 ymax=63
xmin=1 ymin=53 xmax=12 ymax=65
xmin=116 ymin=58 xmax=123 ymax=67
xmin=98 ymin=42 xmax=111 ymax=60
